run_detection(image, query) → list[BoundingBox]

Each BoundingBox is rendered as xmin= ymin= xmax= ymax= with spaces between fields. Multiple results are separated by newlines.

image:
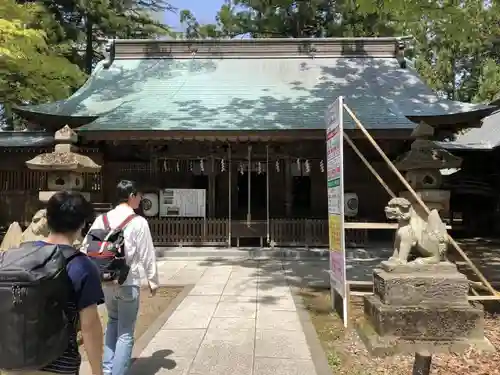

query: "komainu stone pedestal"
xmin=356 ymin=262 xmax=494 ymax=357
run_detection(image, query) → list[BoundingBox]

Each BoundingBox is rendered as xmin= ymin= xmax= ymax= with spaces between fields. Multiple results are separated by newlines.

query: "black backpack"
xmin=85 ymin=213 xmax=137 ymax=285
xmin=0 ymin=242 xmax=81 ymax=371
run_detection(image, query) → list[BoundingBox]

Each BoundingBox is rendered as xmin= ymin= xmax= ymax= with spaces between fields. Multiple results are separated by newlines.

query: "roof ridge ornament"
xmin=188 ymin=44 xmax=198 ymax=57
xmin=298 ymin=41 xmax=317 ymax=58
xmin=102 ymin=38 xmax=115 ymax=68
xmin=396 ymin=39 xmax=407 ymax=69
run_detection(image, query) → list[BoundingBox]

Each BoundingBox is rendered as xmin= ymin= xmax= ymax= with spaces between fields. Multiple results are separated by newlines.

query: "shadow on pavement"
xmin=130 ymin=349 xmax=176 ymax=375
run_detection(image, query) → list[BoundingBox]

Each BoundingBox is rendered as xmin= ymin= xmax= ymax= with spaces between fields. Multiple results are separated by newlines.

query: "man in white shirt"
xmin=82 ymin=180 xmax=159 ymax=375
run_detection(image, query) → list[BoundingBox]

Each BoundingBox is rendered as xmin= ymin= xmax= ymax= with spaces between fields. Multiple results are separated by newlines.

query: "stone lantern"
xmin=0 ymin=126 xmax=101 ymax=249
xmin=25 ymin=125 xmax=101 ymax=203
xmin=395 ymin=122 xmax=462 ymax=219
xmin=19 ymin=125 xmax=101 ymax=243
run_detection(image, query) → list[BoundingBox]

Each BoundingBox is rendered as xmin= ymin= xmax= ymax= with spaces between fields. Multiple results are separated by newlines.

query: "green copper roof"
xmin=0 ymin=131 xmax=53 ymax=147
xmin=15 ymin=56 xmax=493 ymax=132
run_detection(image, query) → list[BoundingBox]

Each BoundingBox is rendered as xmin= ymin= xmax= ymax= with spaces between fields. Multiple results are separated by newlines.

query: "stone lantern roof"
xmin=25 ymin=126 xmax=101 ymax=173
xmin=395 ymin=122 xmax=462 ymax=171
xmin=395 ymin=139 xmax=463 ymax=171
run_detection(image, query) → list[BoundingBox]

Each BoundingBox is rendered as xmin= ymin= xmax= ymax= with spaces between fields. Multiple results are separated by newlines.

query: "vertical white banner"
xmin=325 ymin=96 xmax=347 ymax=327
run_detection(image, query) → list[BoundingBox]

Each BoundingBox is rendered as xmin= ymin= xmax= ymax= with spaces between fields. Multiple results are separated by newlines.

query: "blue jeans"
xmin=103 ymin=285 xmax=140 ymax=375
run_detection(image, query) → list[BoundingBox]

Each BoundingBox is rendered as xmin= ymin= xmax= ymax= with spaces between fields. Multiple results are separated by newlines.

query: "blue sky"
xmin=164 ymin=0 xmax=224 ymax=31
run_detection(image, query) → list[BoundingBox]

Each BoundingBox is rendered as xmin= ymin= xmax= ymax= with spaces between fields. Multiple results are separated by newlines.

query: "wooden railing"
xmin=147 ymin=218 xmax=228 ymax=246
xmin=0 ymin=170 xmax=47 ymax=191
xmin=0 ymin=169 xmax=102 ymax=227
xmin=146 ymin=217 xmax=371 ymax=247
xmin=0 ymin=191 xmax=42 ymax=228
xmin=270 ymin=219 xmax=327 ymax=246
xmin=269 ymin=219 xmax=370 ymax=247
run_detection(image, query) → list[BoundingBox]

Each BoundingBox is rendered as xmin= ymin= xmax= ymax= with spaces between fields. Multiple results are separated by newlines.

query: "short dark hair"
xmin=46 ymin=191 xmax=94 ymax=234
xmin=116 ymin=180 xmax=141 ymax=203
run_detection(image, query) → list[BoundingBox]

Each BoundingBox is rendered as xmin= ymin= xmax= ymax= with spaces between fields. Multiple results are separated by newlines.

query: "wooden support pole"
xmin=468 ymin=295 xmax=500 ymax=301
xmin=247 ymin=144 xmax=252 ymax=226
xmin=208 ymin=156 xmax=216 ymax=217
xmin=412 ymin=353 xmax=432 ymax=375
xmin=284 ymin=158 xmax=292 ymax=217
xmin=343 ymin=103 xmax=498 ymax=298
xmin=469 ymin=280 xmax=499 ymax=292
xmin=228 ymin=144 xmax=232 ymax=247
xmin=266 ymin=144 xmax=270 ymax=244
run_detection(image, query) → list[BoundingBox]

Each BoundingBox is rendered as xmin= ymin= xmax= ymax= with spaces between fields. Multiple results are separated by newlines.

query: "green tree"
xmin=0 ymin=0 xmax=86 ymax=127
xmin=357 ymin=0 xmax=500 ymax=102
xmin=474 ymin=59 xmax=500 ymax=103
xmin=208 ymin=0 xmax=398 ymax=39
xmin=19 ymin=0 xmax=174 ymax=73
xmin=179 ymin=9 xmax=220 ymax=39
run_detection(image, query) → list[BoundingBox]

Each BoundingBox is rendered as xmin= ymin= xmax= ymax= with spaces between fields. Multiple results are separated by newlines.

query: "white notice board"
xmin=159 ymin=189 xmax=206 ymax=217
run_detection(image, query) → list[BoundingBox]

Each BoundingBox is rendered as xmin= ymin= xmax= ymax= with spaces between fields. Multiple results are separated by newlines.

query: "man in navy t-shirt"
xmin=6 ymin=191 xmax=105 ymax=375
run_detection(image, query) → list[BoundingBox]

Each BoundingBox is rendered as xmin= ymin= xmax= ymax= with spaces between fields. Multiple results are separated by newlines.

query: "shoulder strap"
xmin=98 ymin=214 xmax=137 ymax=253
xmin=102 ymin=213 xmax=110 ymax=231
xmin=59 ymin=245 xmax=82 ymax=263
xmin=117 ymin=214 xmax=138 ymax=231
xmin=0 ymin=243 xmax=82 ymax=270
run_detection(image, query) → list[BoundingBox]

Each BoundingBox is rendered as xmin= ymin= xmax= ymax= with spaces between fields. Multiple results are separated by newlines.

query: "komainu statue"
xmin=384 ymin=197 xmax=448 ymax=266
xmin=21 ymin=209 xmax=50 ymax=242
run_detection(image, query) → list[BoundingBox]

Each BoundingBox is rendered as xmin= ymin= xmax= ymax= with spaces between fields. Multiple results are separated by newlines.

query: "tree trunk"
xmin=85 ymin=17 xmax=94 ymax=75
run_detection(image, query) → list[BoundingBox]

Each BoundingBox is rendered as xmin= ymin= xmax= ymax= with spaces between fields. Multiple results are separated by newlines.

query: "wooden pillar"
xmin=310 ymin=158 xmax=327 ymax=218
xmin=208 ymin=156 xmax=216 ymax=217
xmin=227 ymin=145 xmax=232 ymax=246
xmin=247 ymin=145 xmax=252 ymax=224
xmin=230 ymin=156 xmax=238 ymax=219
xmin=266 ymin=144 xmax=270 ymax=243
xmin=284 ymin=158 xmax=292 ymax=217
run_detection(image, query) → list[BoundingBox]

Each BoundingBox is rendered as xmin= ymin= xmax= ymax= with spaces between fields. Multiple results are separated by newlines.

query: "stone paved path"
xmin=82 ymin=259 xmax=323 ymax=375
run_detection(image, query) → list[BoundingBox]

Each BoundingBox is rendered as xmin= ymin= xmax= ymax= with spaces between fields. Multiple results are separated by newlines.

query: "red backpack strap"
xmin=117 ymin=214 xmax=137 ymax=231
xmin=102 ymin=213 xmax=110 ymax=231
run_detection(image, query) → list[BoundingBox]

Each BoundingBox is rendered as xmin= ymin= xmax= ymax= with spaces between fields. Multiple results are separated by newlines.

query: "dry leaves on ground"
xmin=301 ymin=288 xmax=500 ymax=375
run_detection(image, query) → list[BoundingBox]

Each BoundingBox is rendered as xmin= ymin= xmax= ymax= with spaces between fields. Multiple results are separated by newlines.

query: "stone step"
xmin=155 ymin=244 xmax=394 ymax=261
xmin=155 ymin=246 xmax=330 ymax=260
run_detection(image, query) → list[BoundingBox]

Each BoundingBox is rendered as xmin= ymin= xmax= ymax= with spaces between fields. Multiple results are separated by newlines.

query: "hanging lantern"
xmin=296 ymin=158 xmax=300 ymax=170
xmin=189 ymin=160 xmax=193 ymax=172
xmin=200 ymin=159 xmax=205 ymax=173
xmin=275 ymin=160 xmax=280 ymax=172
xmin=221 ymin=158 xmax=225 ymax=172
xmin=257 ymin=161 xmax=262 ymax=174
xmin=163 ymin=159 xmax=167 ymax=172
xmin=305 ymin=160 xmax=310 ymax=174
xmin=239 ymin=162 xmax=244 ymax=175
xmin=176 ymin=161 xmax=180 ymax=172
xmin=320 ymin=160 xmax=325 ymax=173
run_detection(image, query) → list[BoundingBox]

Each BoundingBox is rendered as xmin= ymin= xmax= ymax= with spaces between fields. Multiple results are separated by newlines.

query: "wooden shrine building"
xmin=438 ymin=107 xmax=500 ymax=236
xmin=0 ymin=37 xmax=496 ymax=247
